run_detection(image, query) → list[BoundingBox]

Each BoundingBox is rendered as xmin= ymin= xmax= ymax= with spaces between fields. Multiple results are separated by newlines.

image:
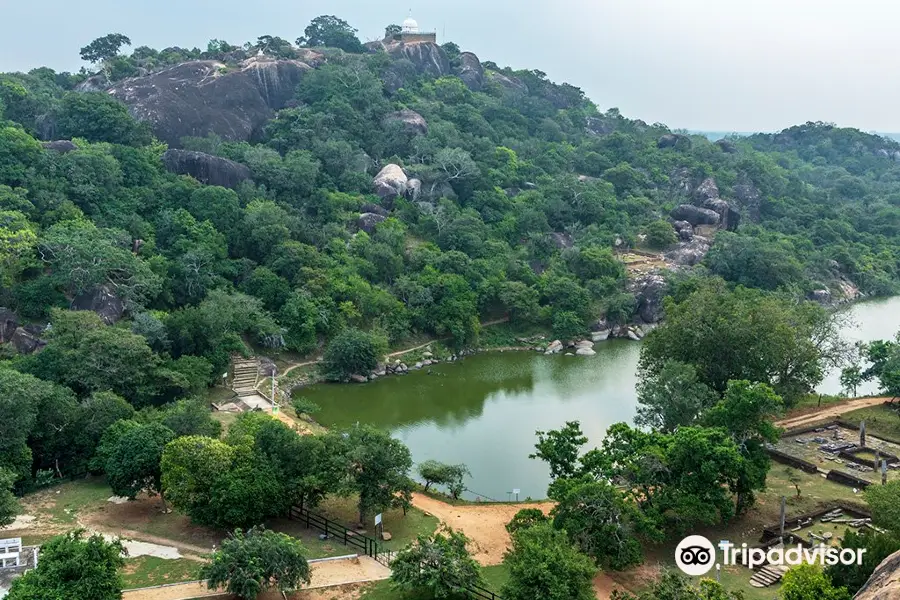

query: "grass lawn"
xmin=308 ymin=495 xmax=440 ymax=552
xmin=268 ymin=517 xmax=366 ymax=560
xmin=121 ymin=556 xmax=202 ymax=589
xmin=22 ymin=477 xmax=113 ymax=525
xmin=842 ymin=403 xmax=900 ymax=441
xmin=477 ymin=322 xmax=549 ymax=348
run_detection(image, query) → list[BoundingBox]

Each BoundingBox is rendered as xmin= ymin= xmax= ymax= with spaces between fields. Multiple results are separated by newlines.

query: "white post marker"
xmin=375 ymin=513 xmax=383 ymax=539
xmin=513 ymin=488 xmax=520 ymax=502
xmin=271 ymin=367 xmax=278 ymax=414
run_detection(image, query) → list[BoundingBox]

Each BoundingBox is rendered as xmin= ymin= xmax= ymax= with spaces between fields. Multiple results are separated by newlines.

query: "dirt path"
xmin=280 ymin=317 xmax=512 ymax=376
xmin=410 ymin=493 xmax=553 ymax=566
xmin=281 ymin=359 xmax=322 ymax=378
xmin=776 ymin=396 xmax=892 ymax=429
xmin=410 ymin=493 xmax=621 ymax=598
xmin=122 ymin=556 xmax=389 ymax=600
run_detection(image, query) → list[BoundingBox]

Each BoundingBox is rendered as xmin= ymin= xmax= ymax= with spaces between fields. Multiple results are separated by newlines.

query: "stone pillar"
xmin=882 ymin=460 xmax=888 ymax=486
xmin=861 ymin=421 xmax=866 ymax=447
xmin=875 ymin=449 xmax=881 ymax=471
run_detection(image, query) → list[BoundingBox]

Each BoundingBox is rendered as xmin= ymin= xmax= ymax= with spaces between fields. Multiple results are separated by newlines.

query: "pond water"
xmin=299 ymin=296 xmax=900 ymax=500
xmin=817 ymin=295 xmax=900 ymax=396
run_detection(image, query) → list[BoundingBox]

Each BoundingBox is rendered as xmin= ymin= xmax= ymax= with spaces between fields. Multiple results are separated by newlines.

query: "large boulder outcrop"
xmin=106 ymin=57 xmax=313 ymax=146
xmin=672 ymin=220 xmax=694 ymax=241
xmin=486 ymin=70 xmax=528 ymax=94
xmin=693 ymin=178 xmax=720 ymax=204
xmin=628 ymin=272 xmax=668 ymax=324
xmin=11 ymin=327 xmax=45 ymax=354
xmin=0 ymin=308 xmax=17 ymax=343
xmin=385 ymin=41 xmax=450 ymax=78
xmin=42 ymin=140 xmax=78 ymax=153
xmin=455 ymin=52 xmax=485 ymax=90
xmin=373 ymin=164 xmax=408 ymax=204
xmin=854 ymin=548 xmax=900 ymax=600
xmin=703 ymin=198 xmax=741 ymax=231
xmin=658 ymin=134 xmax=691 ymax=150
xmin=357 ymin=213 xmax=387 ymax=234
xmin=666 ymin=236 xmax=712 ymax=266
xmin=716 ymin=138 xmax=738 ymax=153
xmin=382 ymin=109 xmax=428 ymax=135
xmin=162 ymin=149 xmax=252 ymax=189
xmin=71 ymin=285 xmax=125 ymax=324
xmin=671 ymin=205 xmax=720 ymax=226
xmin=732 ymin=176 xmax=762 ymax=222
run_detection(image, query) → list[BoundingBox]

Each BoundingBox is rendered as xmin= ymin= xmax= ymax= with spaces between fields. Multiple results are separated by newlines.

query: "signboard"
xmin=375 ymin=513 xmax=383 ymax=527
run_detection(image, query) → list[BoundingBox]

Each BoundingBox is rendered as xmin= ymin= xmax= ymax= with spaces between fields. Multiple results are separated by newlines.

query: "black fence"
xmin=288 ymin=505 xmax=503 ymax=599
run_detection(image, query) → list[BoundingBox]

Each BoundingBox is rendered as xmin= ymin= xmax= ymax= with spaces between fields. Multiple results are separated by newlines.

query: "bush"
xmin=320 ymin=328 xmax=387 ymax=381
xmin=644 ymin=220 xmax=677 ymax=249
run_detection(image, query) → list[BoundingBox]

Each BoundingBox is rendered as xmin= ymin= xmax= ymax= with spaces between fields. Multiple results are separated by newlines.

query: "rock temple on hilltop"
xmin=387 ymin=13 xmax=437 ymax=44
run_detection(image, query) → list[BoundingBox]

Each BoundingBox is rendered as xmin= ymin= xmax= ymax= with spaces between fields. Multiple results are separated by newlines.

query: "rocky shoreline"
xmin=339 ymin=321 xmax=657 ymax=384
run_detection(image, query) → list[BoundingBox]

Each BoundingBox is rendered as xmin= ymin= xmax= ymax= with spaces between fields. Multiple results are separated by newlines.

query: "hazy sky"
xmin=2 ymin=0 xmax=898 ymax=132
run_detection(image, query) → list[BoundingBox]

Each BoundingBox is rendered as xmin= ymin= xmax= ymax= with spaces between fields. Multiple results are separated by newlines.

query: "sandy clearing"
xmin=776 ymin=396 xmax=892 ymax=429
xmin=410 ymin=493 xmax=624 ymax=598
xmin=410 ymin=493 xmax=553 ymax=566
xmin=121 ymin=556 xmax=389 ymax=600
xmin=0 ymin=514 xmax=36 ymax=531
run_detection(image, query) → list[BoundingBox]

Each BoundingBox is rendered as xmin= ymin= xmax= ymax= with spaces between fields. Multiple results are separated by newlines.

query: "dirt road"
xmin=776 ymin=396 xmax=891 ymax=429
xmin=122 ymin=556 xmax=389 ymax=600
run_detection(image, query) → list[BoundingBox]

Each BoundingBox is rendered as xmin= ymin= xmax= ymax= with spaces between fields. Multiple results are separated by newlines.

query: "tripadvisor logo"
xmin=675 ymin=535 xmax=866 ymax=576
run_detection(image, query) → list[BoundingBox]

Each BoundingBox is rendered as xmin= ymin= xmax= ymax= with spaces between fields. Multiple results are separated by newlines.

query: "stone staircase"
xmin=231 ymin=357 xmax=260 ymax=397
xmin=749 ymin=564 xmax=789 ymax=587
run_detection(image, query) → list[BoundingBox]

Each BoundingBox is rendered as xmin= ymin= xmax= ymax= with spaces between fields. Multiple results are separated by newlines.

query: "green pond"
xmin=299 ymin=296 xmax=900 ymax=500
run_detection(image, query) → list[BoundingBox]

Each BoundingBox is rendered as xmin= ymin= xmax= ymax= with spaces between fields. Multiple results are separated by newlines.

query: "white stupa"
xmin=402 ymin=15 xmax=420 ymax=34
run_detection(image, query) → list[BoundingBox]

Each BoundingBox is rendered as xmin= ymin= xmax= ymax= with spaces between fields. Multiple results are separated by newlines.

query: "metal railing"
xmin=288 ymin=505 xmax=503 ymax=599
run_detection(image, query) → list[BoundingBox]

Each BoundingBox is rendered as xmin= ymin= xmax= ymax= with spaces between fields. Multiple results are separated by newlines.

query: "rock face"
xmin=550 ymin=232 xmax=574 ymax=249
xmin=75 ymin=73 xmax=110 ymax=92
xmin=671 ymin=205 xmax=720 ymax=226
xmin=106 ymin=57 xmax=313 ymax=146
xmin=732 ymin=176 xmax=762 ymax=222
xmin=486 ymin=70 xmax=528 ymax=94
xmin=628 ymin=273 xmax=668 ymax=324
xmin=0 ymin=308 xmax=17 ymax=343
xmin=854 ymin=548 xmax=900 ymax=600
xmin=658 ymin=134 xmax=691 ymax=150
xmin=693 ymin=178 xmax=720 ymax=204
xmin=71 ymin=285 xmax=125 ymax=324
xmin=385 ymin=41 xmax=450 ymax=78
xmin=357 ymin=213 xmax=387 ymax=234
xmin=11 ymin=327 xmax=45 ymax=354
xmin=672 ymin=220 xmax=694 ymax=241
xmin=716 ymin=138 xmax=738 ymax=153
xmin=360 ymin=203 xmax=388 ymax=217
xmin=693 ymin=178 xmax=740 ymax=231
xmin=162 ymin=149 xmax=252 ymax=189
xmin=382 ymin=109 xmax=428 ymax=135
xmin=455 ymin=52 xmax=485 ymax=90
xmin=704 ymin=198 xmax=741 ymax=231
xmin=666 ymin=236 xmax=712 ymax=266
xmin=373 ymin=164 xmax=408 ymax=204
xmin=42 ymin=140 xmax=78 ymax=153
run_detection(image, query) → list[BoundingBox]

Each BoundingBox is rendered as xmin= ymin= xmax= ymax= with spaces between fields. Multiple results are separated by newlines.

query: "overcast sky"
xmin=1 ymin=0 xmax=897 ymax=132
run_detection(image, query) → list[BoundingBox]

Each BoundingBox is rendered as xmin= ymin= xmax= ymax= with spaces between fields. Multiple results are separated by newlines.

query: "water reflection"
xmin=301 ymin=341 xmax=641 ymax=499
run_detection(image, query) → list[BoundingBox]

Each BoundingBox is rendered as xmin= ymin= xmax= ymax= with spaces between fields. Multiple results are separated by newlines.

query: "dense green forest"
xmin=1 ymin=17 xmax=900 ymax=472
